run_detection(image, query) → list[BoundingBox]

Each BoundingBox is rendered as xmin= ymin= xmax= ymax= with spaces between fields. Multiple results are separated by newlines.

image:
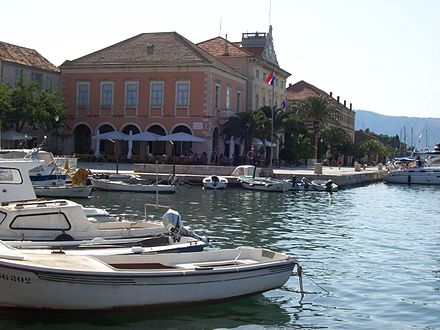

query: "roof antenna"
xmin=219 ymin=18 xmax=222 ymax=36
xmin=268 ymin=0 xmax=272 ymax=26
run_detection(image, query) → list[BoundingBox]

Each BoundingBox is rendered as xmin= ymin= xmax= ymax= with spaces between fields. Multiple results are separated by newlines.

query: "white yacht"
xmin=0 ymin=158 xmax=207 ymax=248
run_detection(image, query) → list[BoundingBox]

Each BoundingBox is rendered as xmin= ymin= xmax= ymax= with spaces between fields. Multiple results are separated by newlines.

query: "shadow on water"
xmin=0 ymin=295 xmax=294 ymax=329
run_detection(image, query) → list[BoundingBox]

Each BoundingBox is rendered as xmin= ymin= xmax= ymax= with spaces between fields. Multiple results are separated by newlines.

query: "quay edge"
xmin=132 ymin=164 xmax=387 ymax=189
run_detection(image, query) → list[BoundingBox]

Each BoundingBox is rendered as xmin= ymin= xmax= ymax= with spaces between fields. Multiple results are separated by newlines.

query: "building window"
xmin=32 ymin=72 xmax=43 ymax=85
xmin=176 ymin=82 xmax=189 ymax=107
xmin=150 ymin=82 xmax=164 ymax=107
xmin=100 ymin=82 xmax=113 ymax=107
xmin=46 ymin=76 xmax=53 ymax=91
xmin=77 ymin=82 xmax=89 ymax=107
xmin=226 ymin=87 xmax=231 ymax=110
xmin=256 ymin=69 xmax=260 ymax=78
xmin=215 ymin=84 xmax=221 ymax=109
xmin=125 ymin=81 xmax=138 ymax=107
xmin=236 ymin=91 xmax=241 ymax=112
xmin=14 ymin=69 xmax=23 ymax=86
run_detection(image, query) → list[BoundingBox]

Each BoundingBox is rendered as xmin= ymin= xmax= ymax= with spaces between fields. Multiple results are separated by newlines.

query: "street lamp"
xmin=107 ymin=138 xmax=119 ymax=173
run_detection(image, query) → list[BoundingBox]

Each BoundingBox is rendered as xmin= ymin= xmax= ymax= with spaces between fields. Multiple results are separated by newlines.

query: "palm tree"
xmin=279 ymin=114 xmax=311 ymax=165
xmin=260 ymin=106 xmax=289 ymax=144
xmin=221 ymin=111 xmax=266 ymax=154
xmin=320 ymin=126 xmax=350 ymax=156
xmin=361 ymin=140 xmax=383 ymax=164
xmin=298 ymin=95 xmax=336 ymax=160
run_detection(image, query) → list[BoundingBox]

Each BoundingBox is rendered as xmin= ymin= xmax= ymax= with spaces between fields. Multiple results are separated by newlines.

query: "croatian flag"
xmin=265 ymin=70 xmax=276 ymax=85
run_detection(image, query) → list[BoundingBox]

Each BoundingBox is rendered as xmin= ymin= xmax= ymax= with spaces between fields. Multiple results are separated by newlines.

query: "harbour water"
xmin=2 ymin=182 xmax=440 ymax=329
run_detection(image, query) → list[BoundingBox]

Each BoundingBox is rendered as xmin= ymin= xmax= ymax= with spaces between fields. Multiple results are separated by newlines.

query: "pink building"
xmin=60 ymin=32 xmax=246 ymax=162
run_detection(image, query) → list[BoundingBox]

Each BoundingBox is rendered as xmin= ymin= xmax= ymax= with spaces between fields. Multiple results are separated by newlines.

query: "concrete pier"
xmin=78 ymin=162 xmax=387 ymax=189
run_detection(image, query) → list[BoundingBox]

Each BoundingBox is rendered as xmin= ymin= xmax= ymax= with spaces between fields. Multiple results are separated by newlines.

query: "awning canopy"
xmin=92 ymin=131 xmax=129 ymax=141
xmin=157 ymin=132 xmax=204 ymax=142
xmin=129 ymin=131 xmax=160 ymax=142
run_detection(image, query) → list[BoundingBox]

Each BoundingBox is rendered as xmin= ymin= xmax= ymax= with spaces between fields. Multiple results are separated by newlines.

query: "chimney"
xmin=350 ymin=103 xmax=352 ymax=110
xmin=344 ymin=100 xmax=346 ymax=107
xmin=337 ymin=96 xmax=340 ymax=103
xmin=146 ymin=42 xmax=155 ymax=54
xmin=329 ymin=92 xmax=333 ymax=97
xmin=223 ymin=34 xmax=229 ymax=56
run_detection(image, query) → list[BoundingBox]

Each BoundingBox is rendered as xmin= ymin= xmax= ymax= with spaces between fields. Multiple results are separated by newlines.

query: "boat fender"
xmin=131 ymin=246 xmax=144 ymax=254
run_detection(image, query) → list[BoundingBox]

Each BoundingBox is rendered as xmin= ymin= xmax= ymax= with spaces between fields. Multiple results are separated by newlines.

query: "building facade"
xmin=198 ymin=26 xmax=290 ymax=113
xmin=0 ymin=41 xmax=60 ymax=90
xmin=286 ymin=80 xmax=356 ymax=142
xmin=60 ymin=32 xmax=247 ymax=162
xmin=0 ymin=41 xmax=61 ymax=148
xmin=198 ymin=26 xmax=290 ymax=160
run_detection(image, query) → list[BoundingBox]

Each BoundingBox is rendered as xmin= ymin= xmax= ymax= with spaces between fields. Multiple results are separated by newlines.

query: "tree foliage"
xmin=0 ymin=75 xmax=67 ymax=134
xmin=297 ymin=95 xmax=336 ymax=159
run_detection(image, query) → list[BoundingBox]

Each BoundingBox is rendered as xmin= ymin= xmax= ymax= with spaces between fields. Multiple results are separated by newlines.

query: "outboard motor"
xmin=162 ymin=209 xmax=210 ymax=244
xmin=325 ymin=180 xmax=335 ymax=192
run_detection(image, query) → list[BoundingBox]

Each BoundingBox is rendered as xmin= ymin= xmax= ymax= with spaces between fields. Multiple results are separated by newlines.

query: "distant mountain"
xmin=355 ymin=110 xmax=440 ymax=149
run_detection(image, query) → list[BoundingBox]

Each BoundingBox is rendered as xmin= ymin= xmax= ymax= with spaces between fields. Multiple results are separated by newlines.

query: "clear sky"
xmin=2 ymin=0 xmax=440 ymax=118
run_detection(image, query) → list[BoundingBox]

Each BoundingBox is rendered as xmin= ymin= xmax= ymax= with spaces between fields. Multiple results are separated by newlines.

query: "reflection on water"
xmin=2 ymin=183 xmax=440 ymax=328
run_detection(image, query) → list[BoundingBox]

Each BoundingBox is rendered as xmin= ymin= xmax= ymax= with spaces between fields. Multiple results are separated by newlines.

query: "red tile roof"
xmin=61 ymin=32 xmax=244 ymax=79
xmin=0 ymin=41 xmax=59 ymax=72
xmin=286 ymin=80 xmax=330 ymax=101
xmin=197 ymin=37 xmax=252 ymax=58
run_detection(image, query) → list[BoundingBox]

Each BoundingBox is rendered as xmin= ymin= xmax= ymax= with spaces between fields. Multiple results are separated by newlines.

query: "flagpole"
xmin=270 ymin=79 xmax=274 ymax=168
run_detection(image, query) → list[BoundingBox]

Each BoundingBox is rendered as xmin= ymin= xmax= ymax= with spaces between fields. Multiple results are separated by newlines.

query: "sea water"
xmin=2 ymin=183 xmax=439 ymax=329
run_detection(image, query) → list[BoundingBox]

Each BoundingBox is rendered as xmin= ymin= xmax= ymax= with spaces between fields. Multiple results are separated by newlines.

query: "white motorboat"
xmin=202 ymin=175 xmax=228 ymax=189
xmin=0 ymin=243 xmax=297 ymax=310
xmin=33 ymin=184 xmax=92 ymax=198
xmin=294 ymin=177 xmax=338 ymax=192
xmin=309 ymin=179 xmax=339 ymax=192
xmin=239 ymin=176 xmax=294 ymax=192
xmin=384 ymin=166 xmax=440 ymax=184
xmin=91 ymin=177 xmax=177 ymax=194
xmin=7 ymin=235 xmax=206 ymax=254
xmin=0 ymin=159 xmax=206 ymax=246
xmin=0 ymin=148 xmax=69 ymax=186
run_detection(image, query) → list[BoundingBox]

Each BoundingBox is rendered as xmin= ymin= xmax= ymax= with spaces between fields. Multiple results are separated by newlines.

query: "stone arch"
xmin=72 ymin=124 xmax=92 ymax=154
xmin=121 ymin=124 xmax=141 ymax=159
xmin=172 ymin=125 xmax=193 ymax=156
xmin=147 ymin=124 xmax=166 ymax=155
xmin=96 ymin=123 xmax=117 ymax=155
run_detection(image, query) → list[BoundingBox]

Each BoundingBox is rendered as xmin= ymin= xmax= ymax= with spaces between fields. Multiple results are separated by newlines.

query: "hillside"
xmin=355 ymin=110 xmax=440 ymax=149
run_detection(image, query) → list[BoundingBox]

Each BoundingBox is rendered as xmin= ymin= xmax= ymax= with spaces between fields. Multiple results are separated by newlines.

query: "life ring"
xmin=247 ymin=151 xmax=254 ymax=160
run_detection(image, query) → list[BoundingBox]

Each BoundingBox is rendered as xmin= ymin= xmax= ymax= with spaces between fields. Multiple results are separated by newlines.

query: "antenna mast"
xmin=269 ymin=0 xmax=272 ymax=26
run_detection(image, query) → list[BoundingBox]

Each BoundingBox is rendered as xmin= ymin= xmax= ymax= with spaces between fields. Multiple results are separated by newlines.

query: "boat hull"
xmin=34 ymin=185 xmax=92 ymax=198
xmin=384 ymin=168 xmax=440 ymax=184
xmin=0 ymin=249 xmax=294 ymax=310
xmin=91 ymin=179 xmax=177 ymax=193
